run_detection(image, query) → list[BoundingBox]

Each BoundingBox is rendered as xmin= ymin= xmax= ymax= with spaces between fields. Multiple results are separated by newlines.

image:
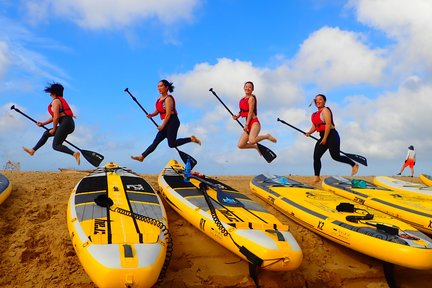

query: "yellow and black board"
xmin=158 ymin=160 xmax=303 ymax=272
xmin=250 ymin=174 xmax=432 ymax=270
xmin=420 ymin=174 xmax=432 ymax=186
xmin=67 ymin=163 xmax=170 ymax=288
xmin=322 ymin=176 xmax=432 ymax=234
xmin=0 ymin=173 xmax=11 ymax=205
xmin=374 ymin=176 xmax=432 ymax=197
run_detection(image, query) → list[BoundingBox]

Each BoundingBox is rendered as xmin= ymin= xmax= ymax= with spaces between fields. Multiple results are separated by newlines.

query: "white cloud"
xmin=171 ymin=58 xmax=304 ymax=110
xmin=24 ymin=0 xmax=201 ymax=29
xmin=291 ymin=26 xmax=387 ymax=89
xmin=0 ymin=18 xmax=69 ymax=93
xmin=0 ymin=42 xmax=10 ymax=78
xmin=350 ymin=0 xmax=432 ymax=74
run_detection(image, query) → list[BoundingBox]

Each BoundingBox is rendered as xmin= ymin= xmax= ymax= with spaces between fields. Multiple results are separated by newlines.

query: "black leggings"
xmin=33 ymin=116 xmax=75 ymax=155
xmin=141 ymin=114 xmax=191 ymax=158
xmin=313 ymin=129 xmax=355 ymax=176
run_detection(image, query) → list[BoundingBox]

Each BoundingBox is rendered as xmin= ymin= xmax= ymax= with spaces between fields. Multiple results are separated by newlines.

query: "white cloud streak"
xmin=24 ymin=0 xmax=201 ymax=29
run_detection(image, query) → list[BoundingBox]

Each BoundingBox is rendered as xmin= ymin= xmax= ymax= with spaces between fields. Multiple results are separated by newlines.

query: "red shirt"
xmin=48 ymin=97 xmax=73 ymax=117
xmin=239 ymin=95 xmax=257 ymax=117
xmin=156 ymin=95 xmax=177 ymax=119
xmin=311 ymin=108 xmax=334 ymax=132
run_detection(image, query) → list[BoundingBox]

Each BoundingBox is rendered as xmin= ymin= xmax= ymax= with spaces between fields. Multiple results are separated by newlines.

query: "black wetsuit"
xmin=313 ymin=129 xmax=355 ymax=176
xmin=33 ymin=116 xmax=75 ymax=155
xmin=141 ymin=114 xmax=191 ymax=158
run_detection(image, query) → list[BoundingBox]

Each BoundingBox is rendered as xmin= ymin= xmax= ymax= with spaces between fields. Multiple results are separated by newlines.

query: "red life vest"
xmin=239 ymin=95 xmax=257 ymax=117
xmin=156 ymin=95 xmax=177 ymax=119
xmin=48 ymin=97 xmax=73 ymax=117
xmin=311 ymin=107 xmax=334 ymax=132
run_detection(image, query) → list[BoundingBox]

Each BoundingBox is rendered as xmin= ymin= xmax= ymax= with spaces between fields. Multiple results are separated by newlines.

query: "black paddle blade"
xmin=342 ymin=152 xmax=368 ymax=167
xmin=177 ymin=149 xmax=198 ymax=169
xmin=81 ymin=149 xmax=104 ymax=167
xmin=257 ymin=143 xmax=277 ymax=163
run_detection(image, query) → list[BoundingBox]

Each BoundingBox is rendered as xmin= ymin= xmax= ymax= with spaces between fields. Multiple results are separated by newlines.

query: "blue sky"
xmin=1 ymin=0 xmax=431 ymax=177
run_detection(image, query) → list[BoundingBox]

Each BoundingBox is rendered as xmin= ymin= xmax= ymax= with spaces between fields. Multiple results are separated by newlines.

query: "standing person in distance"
xmin=22 ymin=82 xmax=80 ymax=164
xmin=397 ymin=145 xmax=416 ymax=177
xmin=305 ymin=94 xmax=359 ymax=183
xmin=232 ymin=81 xmax=277 ymax=152
xmin=131 ymin=79 xmax=201 ymax=162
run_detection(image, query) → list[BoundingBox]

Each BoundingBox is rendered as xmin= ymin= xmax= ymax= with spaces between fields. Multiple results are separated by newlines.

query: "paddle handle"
xmin=277 ymin=117 xmax=319 ymax=141
xmin=124 ymin=88 xmax=159 ymax=127
xmin=209 ymin=88 xmax=245 ymax=129
xmin=11 ymin=105 xmax=49 ymax=131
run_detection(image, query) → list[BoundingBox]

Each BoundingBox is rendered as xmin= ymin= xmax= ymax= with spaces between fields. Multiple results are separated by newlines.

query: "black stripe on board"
xmin=75 ymin=192 xmax=107 ymax=205
xmin=122 ymin=176 xmax=156 ymax=194
xmin=127 ymin=192 xmax=159 ymax=204
xmin=121 ymin=175 xmax=143 ymax=243
xmin=164 ymin=175 xmax=196 ymax=188
xmin=76 ymin=176 xmax=108 ymax=194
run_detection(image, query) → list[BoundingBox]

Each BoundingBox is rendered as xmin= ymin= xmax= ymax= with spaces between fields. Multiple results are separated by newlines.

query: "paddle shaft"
xmin=277 ymin=118 xmax=320 ymax=141
xmin=209 ymin=88 xmax=245 ymax=128
xmin=124 ymin=88 xmax=159 ymax=127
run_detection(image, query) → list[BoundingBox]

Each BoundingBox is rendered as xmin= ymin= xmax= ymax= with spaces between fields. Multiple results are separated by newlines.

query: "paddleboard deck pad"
xmin=67 ymin=163 xmax=171 ymax=288
xmin=250 ymin=174 xmax=432 ymax=270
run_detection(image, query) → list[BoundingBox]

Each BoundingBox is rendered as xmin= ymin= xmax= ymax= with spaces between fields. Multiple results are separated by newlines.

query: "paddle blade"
xmin=341 ymin=152 xmax=368 ymax=167
xmin=257 ymin=143 xmax=277 ymax=163
xmin=177 ymin=149 xmax=198 ymax=169
xmin=81 ymin=150 xmax=104 ymax=167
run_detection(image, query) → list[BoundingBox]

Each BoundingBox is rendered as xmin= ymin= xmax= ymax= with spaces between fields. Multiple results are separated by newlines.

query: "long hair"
xmin=160 ymin=79 xmax=175 ymax=93
xmin=44 ymin=82 xmax=64 ymax=97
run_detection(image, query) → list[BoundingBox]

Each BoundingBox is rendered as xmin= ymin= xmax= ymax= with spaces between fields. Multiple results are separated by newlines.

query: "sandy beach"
xmin=0 ymin=169 xmax=431 ymax=288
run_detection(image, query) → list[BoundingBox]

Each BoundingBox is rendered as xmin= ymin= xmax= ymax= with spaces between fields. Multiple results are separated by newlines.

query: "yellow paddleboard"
xmin=420 ymin=174 xmax=432 ymax=186
xmin=322 ymin=176 xmax=432 ymax=234
xmin=158 ymin=160 xmax=302 ymax=272
xmin=67 ymin=163 xmax=171 ymax=288
xmin=374 ymin=176 xmax=432 ymax=197
xmin=250 ymin=174 xmax=432 ymax=270
xmin=0 ymin=173 xmax=12 ymax=205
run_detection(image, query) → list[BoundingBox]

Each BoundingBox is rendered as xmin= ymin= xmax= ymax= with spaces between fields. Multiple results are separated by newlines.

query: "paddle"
xmin=179 ymin=164 xmax=263 ymax=284
xmin=209 ymin=88 xmax=277 ymax=163
xmin=277 ymin=117 xmax=368 ymax=166
xmin=124 ymin=88 xmax=198 ymax=169
xmin=11 ymin=105 xmax=104 ymax=167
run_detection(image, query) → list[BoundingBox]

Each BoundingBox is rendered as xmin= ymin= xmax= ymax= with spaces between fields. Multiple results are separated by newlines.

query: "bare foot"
xmin=131 ymin=155 xmax=144 ymax=162
xmin=351 ymin=164 xmax=359 ymax=176
xmin=23 ymin=147 xmax=35 ymax=156
xmin=73 ymin=152 xmax=81 ymax=165
xmin=267 ymin=134 xmax=277 ymax=143
xmin=312 ymin=176 xmax=321 ymax=184
xmin=191 ymin=135 xmax=201 ymax=146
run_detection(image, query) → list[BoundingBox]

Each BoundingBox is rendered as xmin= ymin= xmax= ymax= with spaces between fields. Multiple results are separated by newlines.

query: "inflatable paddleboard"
xmin=374 ymin=176 xmax=432 ymax=197
xmin=322 ymin=176 xmax=432 ymax=234
xmin=250 ymin=174 xmax=432 ymax=270
xmin=419 ymin=174 xmax=432 ymax=186
xmin=158 ymin=160 xmax=302 ymax=272
xmin=0 ymin=173 xmax=12 ymax=205
xmin=67 ymin=163 xmax=171 ymax=288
